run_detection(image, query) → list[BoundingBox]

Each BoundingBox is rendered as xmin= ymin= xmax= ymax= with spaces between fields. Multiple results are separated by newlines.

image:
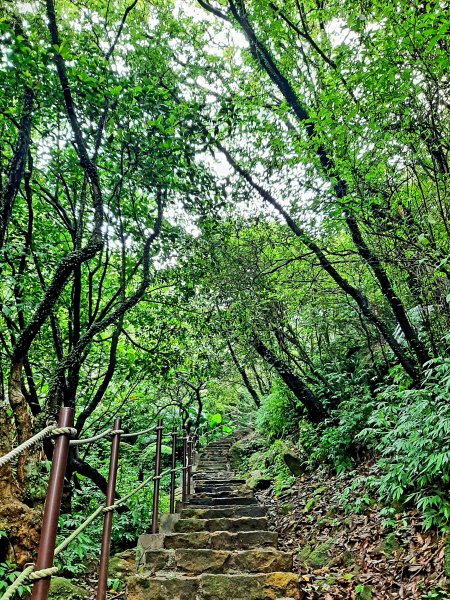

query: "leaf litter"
xmin=256 ymin=461 xmax=449 ymax=599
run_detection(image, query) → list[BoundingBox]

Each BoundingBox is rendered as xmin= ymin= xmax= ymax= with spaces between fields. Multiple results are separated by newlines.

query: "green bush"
xmin=358 ymin=358 xmax=450 ymax=530
xmin=255 ymin=380 xmax=299 ymax=441
xmin=301 ymin=393 xmax=374 ymax=474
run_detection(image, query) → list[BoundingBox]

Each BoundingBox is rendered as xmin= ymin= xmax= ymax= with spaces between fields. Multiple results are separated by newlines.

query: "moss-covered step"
xmin=180 ymin=505 xmax=267 ymax=519
xmin=127 ymin=572 xmax=300 ymax=600
xmin=173 ymin=516 xmax=268 ymax=533
xmin=164 ymin=530 xmax=278 ymax=550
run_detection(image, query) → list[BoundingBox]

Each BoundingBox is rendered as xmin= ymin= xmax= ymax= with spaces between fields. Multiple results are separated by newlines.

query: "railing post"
xmin=96 ymin=418 xmax=121 ymax=600
xmin=169 ymin=427 xmax=177 ymax=514
xmin=187 ymin=438 xmax=193 ymax=497
xmin=151 ymin=419 xmax=163 ymax=533
xmin=182 ymin=431 xmax=188 ymax=503
xmin=31 ymin=407 xmax=73 ymax=600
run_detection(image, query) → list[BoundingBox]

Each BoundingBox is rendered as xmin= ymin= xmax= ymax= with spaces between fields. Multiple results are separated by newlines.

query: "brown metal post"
xmin=31 ymin=407 xmax=74 ymax=600
xmin=96 ymin=418 xmax=121 ymax=600
xmin=169 ymin=427 xmax=177 ymax=514
xmin=151 ymin=419 xmax=163 ymax=533
xmin=181 ymin=432 xmax=188 ymax=503
xmin=187 ymin=438 xmax=193 ymax=496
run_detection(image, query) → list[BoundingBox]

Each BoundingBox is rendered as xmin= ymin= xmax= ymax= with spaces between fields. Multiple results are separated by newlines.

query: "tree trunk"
xmin=252 ymin=335 xmax=327 ymax=423
xmin=226 ymin=340 xmax=261 ymax=407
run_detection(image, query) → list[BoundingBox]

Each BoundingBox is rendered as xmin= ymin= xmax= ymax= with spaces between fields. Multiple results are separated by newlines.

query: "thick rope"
xmin=0 ymin=426 xmax=77 ymax=468
xmin=121 ymin=425 xmax=156 ymax=438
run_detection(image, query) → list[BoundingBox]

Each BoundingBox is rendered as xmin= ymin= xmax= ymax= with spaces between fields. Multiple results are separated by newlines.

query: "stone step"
xmin=195 ymin=473 xmax=235 ymax=478
xmin=194 ymin=485 xmax=244 ymax=494
xmin=164 ymin=530 xmax=278 ymax=550
xmin=198 ymin=467 xmax=230 ymax=472
xmin=192 ymin=490 xmax=253 ymax=499
xmin=141 ymin=548 xmax=293 ymax=575
xmin=182 ymin=496 xmax=258 ymax=507
xmin=127 ymin=572 xmax=299 ymax=599
xmin=200 ymin=454 xmax=229 ymax=458
xmin=129 ymin=433 xmax=299 ymax=600
xmin=194 ymin=478 xmax=246 ymax=485
xmin=173 ymin=516 xmax=267 ymax=533
xmin=180 ymin=505 xmax=266 ymax=520
xmin=193 ymin=473 xmax=238 ymax=480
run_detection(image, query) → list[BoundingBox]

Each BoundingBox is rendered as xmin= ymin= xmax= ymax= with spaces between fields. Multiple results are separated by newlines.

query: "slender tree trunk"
xmin=252 ymin=335 xmax=327 ymax=423
xmin=226 ymin=340 xmax=261 ymax=407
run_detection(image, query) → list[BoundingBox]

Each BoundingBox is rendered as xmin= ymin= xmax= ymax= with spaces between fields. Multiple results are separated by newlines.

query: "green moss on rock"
xmin=298 ymin=539 xmax=335 ymax=568
xmin=48 ymin=576 xmax=89 ymax=600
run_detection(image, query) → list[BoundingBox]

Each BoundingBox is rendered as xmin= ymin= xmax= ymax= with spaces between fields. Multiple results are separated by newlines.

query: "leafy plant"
xmin=0 ymin=562 xmax=31 ymax=597
xmin=358 ymin=359 xmax=450 ymax=529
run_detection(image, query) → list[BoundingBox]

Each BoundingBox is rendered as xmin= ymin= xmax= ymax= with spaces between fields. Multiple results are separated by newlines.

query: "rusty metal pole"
xmin=96 ymin=418 xmax=122 ymax=600
xmin=151 ymin=419 xmax=163 ymax=534
xmin=31 ymin=407 xmax=74 ymax=600
xmin=187 ymin=438 xmax=193 ymax=497
xmin=169 ymin=427 xmax=177 ymax=514
xmin=181 ymin=432 xmax=188 ymax=503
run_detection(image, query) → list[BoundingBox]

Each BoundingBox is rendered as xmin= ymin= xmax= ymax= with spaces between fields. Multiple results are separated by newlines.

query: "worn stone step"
xmin=192 ymin=490 xmax=253 ymax=499
xmin=180 ymin=505 xmax=267 ymax=520
xmin=183 ymin=495 xmax=258 ymax=507
xmin=194 ymin=478 xmax=246 ymax=485
xmin=193 ymin=472 xmax=237 ymax=479
xmin=127 ymin=572 xmax=299 ymax=599
xmin=141 ymin=548 xmax=292 ymax=575
xmin=174 ymin=516 xmax=267 ymax=533
xmin=200 ymin=453 xmax=230 ymax=457
xmin=164 ymin=530 xmax=278 ymax=550
xmin=194 ymin=485 xmax=244 ymax=494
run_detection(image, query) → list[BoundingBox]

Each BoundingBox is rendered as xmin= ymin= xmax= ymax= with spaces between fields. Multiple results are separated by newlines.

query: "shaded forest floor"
xmin=257 ymin=462 xmax=449 ymax=599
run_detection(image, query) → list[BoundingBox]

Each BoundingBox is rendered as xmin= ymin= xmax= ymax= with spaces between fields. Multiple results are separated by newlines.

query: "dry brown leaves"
xmin=257 ymin=462 xmax=449 ymax=599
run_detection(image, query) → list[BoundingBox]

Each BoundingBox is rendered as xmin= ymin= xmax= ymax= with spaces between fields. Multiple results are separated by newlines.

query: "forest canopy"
xmin=0 ymin=0 xmax=450 ymax=581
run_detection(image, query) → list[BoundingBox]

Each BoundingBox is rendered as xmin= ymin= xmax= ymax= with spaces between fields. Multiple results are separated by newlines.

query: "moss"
xmin=230 ymin=435 xmax=266 ymax=473
xmin=48 ymin=576 xmax=89 ymax=600
xmin=356 ymin=584 xmax=372 ymax=599
xmin=280 ymin=503 xmax=293 ymax=515
xmin=108 ymin=550 xmax=135 ymax=580
xmin=444 ymin=537 xmax=450 ymax=577
xmin=374 ymin=532 xmax=399 ymax=557
xmin=298 ymin=539 xmax=335 ymax=568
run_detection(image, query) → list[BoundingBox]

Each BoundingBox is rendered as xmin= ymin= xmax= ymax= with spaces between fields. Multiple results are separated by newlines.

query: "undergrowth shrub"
xmin=255 ymin=380 xmax=299 ymax=441
xmin=300 ymin=393 xmax=374 ymax=474
xmin=358 ymin=358 xmax=450 ymax=530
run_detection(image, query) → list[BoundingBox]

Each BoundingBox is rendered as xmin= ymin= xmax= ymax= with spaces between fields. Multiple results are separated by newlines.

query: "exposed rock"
xmin=283 ymin=454 xmax=303 ymax=477
xmin=108 ymin=549 xmax=135 ymax=580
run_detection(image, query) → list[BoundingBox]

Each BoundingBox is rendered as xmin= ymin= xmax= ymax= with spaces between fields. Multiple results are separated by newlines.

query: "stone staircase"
xmin=126 ymin=432 xmax=299 ymax=599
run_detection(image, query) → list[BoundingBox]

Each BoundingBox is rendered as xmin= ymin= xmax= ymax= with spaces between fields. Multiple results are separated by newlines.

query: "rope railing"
xmin=0 ymin=408 xmax=207 ymax=600
xmin=0 ymin=425 xmax=77 ymax=468
xmin=0 ymin=463 xmax=184 ymax=600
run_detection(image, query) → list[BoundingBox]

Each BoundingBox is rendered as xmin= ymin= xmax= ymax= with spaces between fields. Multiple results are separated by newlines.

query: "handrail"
xmin=0 ymin=407 xmax=202 ymax=600
xmin=0 ymin=425 xmax=77 ymax=468
xmin=0 ymin=463 xmax=184 ymax=600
